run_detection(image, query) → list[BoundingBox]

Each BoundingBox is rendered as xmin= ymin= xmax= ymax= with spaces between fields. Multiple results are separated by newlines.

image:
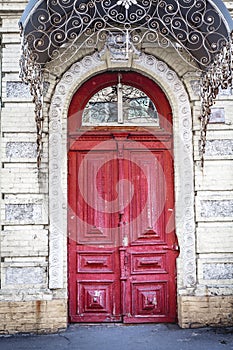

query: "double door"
xmin=68 ymin=134 xmax=178 ymax=323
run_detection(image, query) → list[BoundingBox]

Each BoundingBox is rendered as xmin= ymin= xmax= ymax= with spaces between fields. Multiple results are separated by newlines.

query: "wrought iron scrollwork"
xmin=19 ymin=0 xmax=233 ymax=166
xmin=200 ymin=34 xmax=233 ymax=166
xmin=20 ymin=35 xmax=44 ymax=167
xmin=21 ymin=0 xmax=230 ymax=69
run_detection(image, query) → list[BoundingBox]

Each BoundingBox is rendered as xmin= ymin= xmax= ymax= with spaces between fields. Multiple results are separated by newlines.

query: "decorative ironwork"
xmin=105 ymin=31 xmax=141 ymax=61
xmin=20 ymin=0 xmax=231 ymax=69
xmin=19 ymin=0 xmax=233 ymax=166
xmin=117 ymin=0 xmax=137 ymax=9
xmin=200 ymin=34 xmax=233 ymax=166
xmin=19 ymin=35 xmax=44 ymax=167
xmin=83 ymin=82 xmax=159 ymax=126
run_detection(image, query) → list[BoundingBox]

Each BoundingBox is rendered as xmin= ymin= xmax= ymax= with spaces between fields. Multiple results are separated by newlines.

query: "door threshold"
xmin=68 ymin=322 xmax=178 ymax=327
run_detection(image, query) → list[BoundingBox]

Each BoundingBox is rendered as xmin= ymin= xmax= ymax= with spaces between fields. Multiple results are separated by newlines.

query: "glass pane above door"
xmin=82 ymin=84 xmax=159 ymax=126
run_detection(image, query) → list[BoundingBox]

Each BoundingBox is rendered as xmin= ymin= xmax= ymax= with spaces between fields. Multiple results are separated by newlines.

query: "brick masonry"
xmin=0 ymin=0 xmax=232 ymax=334
xmin=0 ymin=300 xmax=67 ymax=334
xmin=0 ymin=1 xmax=55 ymax=334
xmin=178 ymin=296 xmax=233 ymax=328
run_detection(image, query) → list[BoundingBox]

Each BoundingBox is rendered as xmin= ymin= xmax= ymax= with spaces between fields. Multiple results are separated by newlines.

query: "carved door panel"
xmin=68 ymin=137 xmax=178 ymax=323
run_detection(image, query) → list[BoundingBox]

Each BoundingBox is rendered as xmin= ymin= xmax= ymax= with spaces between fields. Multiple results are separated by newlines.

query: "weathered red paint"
xmin=68 ymin=72 xmax=178 ymax=323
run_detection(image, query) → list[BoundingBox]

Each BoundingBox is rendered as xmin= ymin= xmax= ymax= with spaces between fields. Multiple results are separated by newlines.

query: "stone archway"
xmin=48 ymin=51 xmax=196 ymax=300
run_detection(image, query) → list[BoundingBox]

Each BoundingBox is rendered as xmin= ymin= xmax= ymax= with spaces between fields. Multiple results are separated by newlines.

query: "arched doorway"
xmin=68 ymin=71 xmax=179 ymax=323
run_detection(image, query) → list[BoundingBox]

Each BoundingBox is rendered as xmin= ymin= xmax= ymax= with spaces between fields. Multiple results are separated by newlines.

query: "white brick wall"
xmin=195 ymin=161 xmax=233 ymax=191
xmin=1 ymin=228 xmax=48 ymax=257
xmin=197 ymin=223 xmax=233 ymax=253
xmin=0 ymin=0 xmax=232 ymax=331
xmin=0 ymin=8 xmax=49 ymax=299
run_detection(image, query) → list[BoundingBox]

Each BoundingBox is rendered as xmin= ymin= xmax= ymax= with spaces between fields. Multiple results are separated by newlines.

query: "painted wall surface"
xmin=0 ymin=0 xmax=232 ymax=333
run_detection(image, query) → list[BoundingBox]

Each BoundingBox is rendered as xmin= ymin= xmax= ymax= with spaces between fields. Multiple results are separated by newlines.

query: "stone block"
xmin=209 ymin=107 xmax=225 ymax=124
xmin=5 ymin=267 xmax=45 ymax=285
xmin=203 ymin=263 xmax=233 ymax=280
xmin=5 ymin=204 xmax=42 ymax=222
xmin=193 ymin=131 xmax=233 ymax=160
xmin=6 ymin=142 xmax=37 ymax=159
xmin=200 ymin=200 xmax=233 ymax=218
xmin=1 ymin=133 xmax=48 ymax=163
xmin=2 ymin=195 xmax=48 ymax=225
xmin=196 ymin=192 xmax=233 ymax=222
xmin=198 ymin=257 xmax=233 ymax=285
xmin=205 ymin=139 xmax=233 ymax=156
xmin=6 ymin=81 xmax=31 ymax=99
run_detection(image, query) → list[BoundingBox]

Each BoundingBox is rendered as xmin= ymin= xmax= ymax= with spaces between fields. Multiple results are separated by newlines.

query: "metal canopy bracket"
xmin=19 ymin=0 xmax=233 ymax=166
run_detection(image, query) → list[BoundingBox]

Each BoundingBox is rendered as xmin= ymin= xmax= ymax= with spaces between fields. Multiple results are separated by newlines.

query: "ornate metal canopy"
xmin=19 ymin=0 xmax=233 ymax=166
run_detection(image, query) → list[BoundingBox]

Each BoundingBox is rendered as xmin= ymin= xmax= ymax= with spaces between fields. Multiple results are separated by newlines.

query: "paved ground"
xmin=0 ymin=324 xmax=233 ymax=350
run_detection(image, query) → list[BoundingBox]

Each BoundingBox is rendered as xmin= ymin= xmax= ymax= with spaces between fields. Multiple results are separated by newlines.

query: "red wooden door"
xmin=68 ymin=134 xmax=178 ymax=323
xmin=69 ymin=141 xmax=121 ymax=322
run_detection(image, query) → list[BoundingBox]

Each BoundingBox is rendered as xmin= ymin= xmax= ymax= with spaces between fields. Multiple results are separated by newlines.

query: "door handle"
xmin=162 ymin=244 xmax=179 ymax=252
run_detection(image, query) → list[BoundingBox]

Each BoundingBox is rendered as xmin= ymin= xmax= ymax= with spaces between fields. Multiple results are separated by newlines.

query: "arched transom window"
xmin=83 ymin=78 xmax=159 ymax=126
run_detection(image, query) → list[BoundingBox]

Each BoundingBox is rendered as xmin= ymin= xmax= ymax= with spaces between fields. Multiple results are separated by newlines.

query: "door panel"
xmin=77 ymin=251 xmax=115 ymax=274
xmin=75 ymin=248 xmax=121 ymax=322
xmin=72 ymin=246 xmax=121 ymax=322
xmin=68 ymin=136 xmax=178 ymax=323
xmin=75 ymin=150 xmax=119 ymax=245
xmin=125 ymin=150 xmax=166 ymax=245
xmin=130 ymin=252 xmax=167 ymax=275
xmin=123 ymin=246 xmax=177 ymax=323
